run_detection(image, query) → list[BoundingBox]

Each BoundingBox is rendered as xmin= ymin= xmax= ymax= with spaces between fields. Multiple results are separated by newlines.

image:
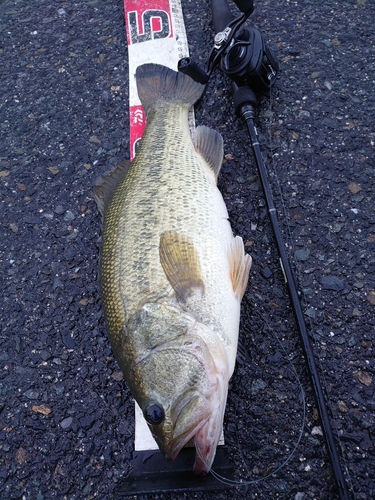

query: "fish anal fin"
xmin=159 ymin=231 xmax=205 ymax=303
xmin=193 ymin=125 xmax=224 ymax=182
xmin=229 ymin=236 xmax=252 ymax=300
xmin=93 ymin=160 xmax=132 ymax=217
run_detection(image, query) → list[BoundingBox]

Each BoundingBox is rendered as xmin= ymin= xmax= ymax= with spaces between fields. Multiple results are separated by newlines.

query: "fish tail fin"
xmin=136 ymin=63 xmax=205 ymax=111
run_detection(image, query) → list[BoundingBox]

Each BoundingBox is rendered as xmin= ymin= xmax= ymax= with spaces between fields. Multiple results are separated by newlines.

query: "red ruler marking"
xmin=124 ymin=0 xmax=188 ymax=159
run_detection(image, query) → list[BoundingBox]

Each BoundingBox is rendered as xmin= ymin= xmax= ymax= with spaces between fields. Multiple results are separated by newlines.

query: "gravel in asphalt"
xmin=1 ymin=1 xmax=374 ymax=499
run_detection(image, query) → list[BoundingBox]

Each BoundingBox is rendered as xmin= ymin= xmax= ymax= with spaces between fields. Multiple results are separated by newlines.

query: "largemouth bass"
xmin=94 ymin=63 xmax=251 ymax=474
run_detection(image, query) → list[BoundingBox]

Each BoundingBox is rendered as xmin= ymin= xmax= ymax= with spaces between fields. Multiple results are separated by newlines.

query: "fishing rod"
xmin=178 ymin=1 xmax=351 ymax=499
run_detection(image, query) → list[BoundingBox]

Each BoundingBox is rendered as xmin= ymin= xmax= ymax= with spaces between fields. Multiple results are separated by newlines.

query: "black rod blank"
xmin=236 ymin=101 xmax=351 ymax=500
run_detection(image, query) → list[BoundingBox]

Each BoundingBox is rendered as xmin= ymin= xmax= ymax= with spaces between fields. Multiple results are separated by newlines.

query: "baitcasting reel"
xmin=217 ymin=24 xmax=279 ymax=89
xmin=178 ymin=0 xmax=279 ymax=90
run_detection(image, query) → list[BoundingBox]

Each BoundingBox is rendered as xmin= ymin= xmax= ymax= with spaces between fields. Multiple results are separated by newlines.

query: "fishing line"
xmin=265 ymin=86 xmax=355 ymax=496
xmin=265 ymin=86 xmax=294 ymax=250
xmin=233 ymin=66 xmax=351 ymax=500
xmin=222 ymin=74 xmax=356 ymax=495
xmin=195 ymin=311 xmax=307 ymax=488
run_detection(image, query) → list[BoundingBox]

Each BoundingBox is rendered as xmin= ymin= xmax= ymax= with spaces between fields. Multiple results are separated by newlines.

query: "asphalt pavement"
xmin=1 ymin=0 xmax=374 ymax=499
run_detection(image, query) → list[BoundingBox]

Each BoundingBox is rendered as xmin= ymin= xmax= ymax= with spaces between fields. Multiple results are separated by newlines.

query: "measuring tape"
xmin=122 ymin=0 xmax=223 ymax=454
xmin=124 ymin=0 xmax=190 ymax=160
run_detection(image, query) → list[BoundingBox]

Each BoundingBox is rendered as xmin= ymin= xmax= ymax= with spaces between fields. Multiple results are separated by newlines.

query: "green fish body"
xmin=94 ymin=64 xmax=251 ymax=474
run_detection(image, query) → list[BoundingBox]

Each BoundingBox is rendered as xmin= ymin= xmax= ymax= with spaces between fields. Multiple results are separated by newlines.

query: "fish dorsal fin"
xmin=93 ymin=160 xmax=132 ymax=217
xmin=159 ymin=231 xmax=205 ymax=303
xmin=193 ymin=125 xmax=224 ymax=182
xmin=229 ymin=236 xmax=252 ymax=300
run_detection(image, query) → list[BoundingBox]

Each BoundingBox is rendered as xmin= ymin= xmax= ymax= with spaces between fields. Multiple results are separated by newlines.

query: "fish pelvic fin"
xmin=136 ymin=63 xmax=205 ymax=112
xmin=93 ymin=160 xmax=132 ymax=217
xmin=229 ymin=236 xmax=252 ymax=301
xmin=159 ymin=231 xmax=205 ymax=303
xmin=193 ymin=126 xmax=224 ymax=182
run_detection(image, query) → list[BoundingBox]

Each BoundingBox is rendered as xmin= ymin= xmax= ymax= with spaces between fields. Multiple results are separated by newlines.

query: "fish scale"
xmin=105 ymin=104 xmax=231 ymax=325
xmin=94 ymin=63 xmax=251 ymax=474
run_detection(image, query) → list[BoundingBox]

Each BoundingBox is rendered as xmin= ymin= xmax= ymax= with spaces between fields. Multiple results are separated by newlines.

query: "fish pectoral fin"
xmin=93 ymin=160 xmax=132 ymax=217
xmin=229 ymin=236 xmax=252 ymax=300
xmin=193 ymin=126 xmax=224 ymax=182
xmin=159 ymin=231 xmax=205 ymax=303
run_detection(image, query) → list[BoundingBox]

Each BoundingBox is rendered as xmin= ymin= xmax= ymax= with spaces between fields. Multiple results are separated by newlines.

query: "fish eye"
xmin=143 ymin=402 xmax=164 ymax=425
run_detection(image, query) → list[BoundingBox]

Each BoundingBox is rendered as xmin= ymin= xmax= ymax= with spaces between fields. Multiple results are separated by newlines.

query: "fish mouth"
xmin=162 ymin=391 xmax=212 ymax=463
xmin=165 ymin=416 xmax=221 ymax=476
xmin=161 ymin=390 xmax=224 ymax=476
xmin=193 ymin=419 xmax=220 ymax=475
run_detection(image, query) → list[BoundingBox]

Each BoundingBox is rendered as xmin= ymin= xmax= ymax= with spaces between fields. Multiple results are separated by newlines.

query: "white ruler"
xmin=124 ymin=0 xmax=190 ymax=159
xmin=123 ymin=0 xmax=190 ymax=451
xmin=123 ymin=0 xmax=223 ymax=452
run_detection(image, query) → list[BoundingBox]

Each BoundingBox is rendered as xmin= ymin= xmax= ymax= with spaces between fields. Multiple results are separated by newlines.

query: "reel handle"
xmin=232 ymin=0 xmax=254 ymax=14
xmin=210 ymin=0 xmax=233 ymax=33
xmin=211 ymin=0 xmax=254 ymax=34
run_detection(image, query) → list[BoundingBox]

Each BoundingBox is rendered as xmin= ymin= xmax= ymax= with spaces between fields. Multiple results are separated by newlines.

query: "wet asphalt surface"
xmin=1 ymin=0 xmax=375 ymax=499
